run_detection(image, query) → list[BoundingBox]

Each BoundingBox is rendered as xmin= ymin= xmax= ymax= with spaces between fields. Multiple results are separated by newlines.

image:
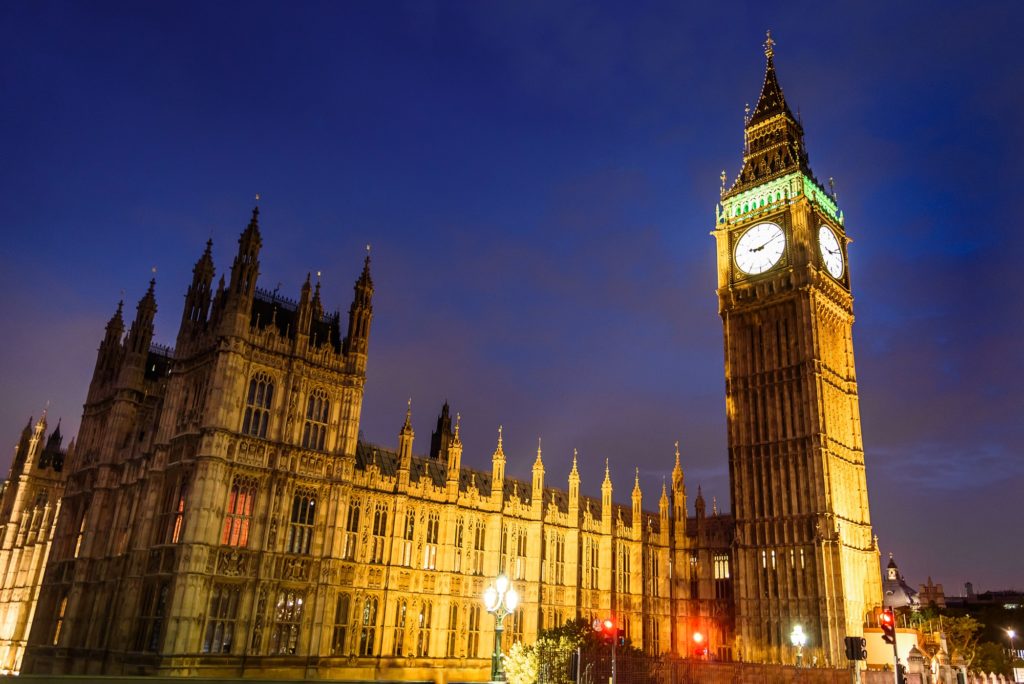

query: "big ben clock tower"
xmin=713 ymin=33 xmax=882 ymax=665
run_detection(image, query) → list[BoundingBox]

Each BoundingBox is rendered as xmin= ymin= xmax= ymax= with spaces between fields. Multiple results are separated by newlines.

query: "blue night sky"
xmin=1 ymin=2 xmax=1021 ymax=591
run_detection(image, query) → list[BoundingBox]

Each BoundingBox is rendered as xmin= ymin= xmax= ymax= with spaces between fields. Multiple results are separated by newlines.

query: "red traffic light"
xmin=604 ymin=619 xmax=615 ymax=631
xmin=879 ymin=608 xmax=896 ymax=645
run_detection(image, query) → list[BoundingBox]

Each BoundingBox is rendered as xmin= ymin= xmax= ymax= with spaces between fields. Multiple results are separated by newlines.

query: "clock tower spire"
xmin=714 ymin=32 xmax=882 ymax=666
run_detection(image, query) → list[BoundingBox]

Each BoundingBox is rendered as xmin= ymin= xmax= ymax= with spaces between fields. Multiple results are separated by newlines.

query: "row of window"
xmin=241 ymin=373 xmax=333 ymax=451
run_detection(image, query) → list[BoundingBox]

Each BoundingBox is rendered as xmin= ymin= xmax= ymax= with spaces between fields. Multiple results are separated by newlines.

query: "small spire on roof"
xmin=764 ymin=29 xmax=775 ymax=60
xmin=720 ymin=170 xmax=727 ymax=196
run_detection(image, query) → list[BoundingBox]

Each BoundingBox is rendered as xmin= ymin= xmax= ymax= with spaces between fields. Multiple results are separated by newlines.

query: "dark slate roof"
xmin=250 ymin=288 xmax=343 ymax=353
xmin=748 ymin=55 xmax=795 ymax=127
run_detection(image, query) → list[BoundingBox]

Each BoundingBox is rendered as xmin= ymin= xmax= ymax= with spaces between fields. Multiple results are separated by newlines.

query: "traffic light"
xmin=879 ymin=608 xmax=896 ymax=645
xmin=844 ymin=636 xmax=868 ymax=661
xmin=896 ymin=663 xmax=907 ymax=684
xmin=593 ymin=618 xmax=617 ymax=644
xmin=692 ymin=631 xmax=708 ymax=658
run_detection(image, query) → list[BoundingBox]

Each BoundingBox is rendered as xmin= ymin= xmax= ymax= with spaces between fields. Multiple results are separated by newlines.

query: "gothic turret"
xmin=89 ymin=300 xmax=125 ymax=396
xmin=491 ymin=426 xmax=505 ymax=504
xmin=344 ymin=251 xmax=373 ymax=367
xmin=671 ymin=441 xmax=687 ymax=522
xmin=658 ymin=480 xmax=670 ymax=544
xmin=125 ymin=280 xmax=156 ymax=357
xmin=296 ymin=273 xmax=313 ymax=340
xmin=601 ymin=458 xmax=613 ymax=534
xmin=446 ymin=413 xmax=462 ymax=500
xmin=631 ymin=467 xmax=642 ymax=536
xmin=225 ymin=206 xmax=262 ymax=326
xmin=179 ymin=239 xmax=215 ymax=340
xmin=694 ymin=485 xmax=706 ymax=521
xmin=429 ymin=401 xmax=454 ymax=461
xmin=532 ymin=439 xmax=544 ymax=516
xmin=568 ymin=449 xmax=580 ymax=518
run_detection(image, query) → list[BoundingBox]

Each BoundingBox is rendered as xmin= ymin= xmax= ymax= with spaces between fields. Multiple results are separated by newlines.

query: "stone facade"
xmin=712 ymin=34 xmax=882 ymax=665
xmin=0 ymin=415 xmax=68 ymax=673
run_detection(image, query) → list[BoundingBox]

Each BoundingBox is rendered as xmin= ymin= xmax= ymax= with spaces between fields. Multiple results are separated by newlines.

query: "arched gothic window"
xmin=242 ymin=372 xmax=274 ymax=438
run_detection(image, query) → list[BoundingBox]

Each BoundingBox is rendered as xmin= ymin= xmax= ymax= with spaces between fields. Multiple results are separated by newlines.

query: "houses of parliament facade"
xmin=0 ymin=36 xmax=882 ymax=680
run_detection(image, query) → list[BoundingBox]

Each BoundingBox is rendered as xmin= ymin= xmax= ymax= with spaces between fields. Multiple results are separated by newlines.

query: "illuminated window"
xmin=53 ymin=594 xmax=68 ymax=646
xmin=415 ymin=601 xmax=432 ymax=657
xmin=393 ymin=600 xmax=408 ymax=656
xmin=242 ymin=372 xmax=273 ymax=438
xmin=472 ymin=522 xmax=485 ymax=575
xmin=359 ymin=596 xmax=379 ymax=656
xmin=467 ymin=605 xmax=481 ymax=657
xmin=423 ymin=512 xmax=439 ymax=570
xmin=453 ymin=518 xmax=464 ymax=573
xmin=287 ymin=490 xmax=316 ymax=555
xmin=203 ymin=584 xmax=240 ymax=654
xmin=446 ymin=604 xmax=459 ymax=657
xmin=221 ymin=477 xmax=256 ymax=547
xmin=548 ymin=532 xmax=565 ymax=585
xmin=301 ymin=388 xmax=330 ymax=450
xmin=616 ymin=542 xmax=631 ymax=594
xmin=157 ymin=478 xmax=188 ymax=545
xmin=73 ymin=510 xmax=87 ymax=558
xmin=402 ymin=510 xmax=416 ymax=567
xmin=371 ymin=503 xmax=388 ymax=563
xmin=342 ymin=499 xmax=360 ymax=561
xmin=514 ymin=527 xmax=527 ymax=580
xmin=331 ymin=593 xmax=351 ymax=655
xmin=269 ymin=590 xmax=304 ymax=654
xmin=714 ymin=553 xmax=732 ymax=600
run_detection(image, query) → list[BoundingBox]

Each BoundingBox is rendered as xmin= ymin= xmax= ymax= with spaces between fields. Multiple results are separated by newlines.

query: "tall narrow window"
xmin=690 ymin=551 xmax=699 ymax=598
xmin=242 ymin=372 xmax=274 ymax=438
xmin=134 ymin=581 xmax=169 ymax=652
xmin=393 ymin=600 xmax=408 ymax=656
xmin=157 ymin=479 xmax=189 ymax=545
xmin=287 ymin=490 xmax=316 ymax=555
xmin=73 ymin=511 xmax=87 ymax=558
xmin=467 ymin=605 xmax=480 ymax=657
xmin=714 ymin=553 xmax=732 ymax=600
xmin=221 ymin=477 xmax=257 ymax=547
xmin=616 ymin=543 xmax=630 ymax=593
xmin=504 ymin=607 xmax=524 ymax=650
xmin=415 ymin=602 xmax=432 ymax=657
xmin=331 ymin=593 xmax=351 ymax=655
xmin=301 ymin=389 xmax=330 ymax=450
xmin=371 ymin=503 xmax=388 ymax=563
xmin=472 ymin=522 xmax=485 ymax=575
xmin=446 ymin=604 xmax=459 ymax=657
xmin=343 ymin=499 xmax=360 ymax=561
xmin=53 ymin=594 xmax=68 ymax=646
xmin=423 ymin=512 xmax=439 ymax=570
xmin=203 ymin=584 xmax=241 ymax=654
xmin=514 ymin=528 xmax=527 ymax=580
xmin=453 ymin=518 xmax=464 ymax=573
xmin=269 ymin=590 xmax=304 ymax=655
xmin=549 ymin=532 xmax=565 ymax=585
xmin=402 ymin=510 xmax=415 ymax=567
xmin=359 ymin=596 xmax=378 ymax=656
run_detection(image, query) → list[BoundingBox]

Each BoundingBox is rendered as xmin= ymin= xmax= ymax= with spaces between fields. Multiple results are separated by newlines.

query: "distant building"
xmin=918 ymin=577 xmax=946 ymax=608
xmin=882 ymin=553 xmax=920 ymax=610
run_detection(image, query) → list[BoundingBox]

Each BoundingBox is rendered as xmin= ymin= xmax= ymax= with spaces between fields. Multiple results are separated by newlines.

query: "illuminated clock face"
xmin=818 ymin=225 xmax=844 ymax=278
xmin=734 ymin=222 xmax=786 ymax=275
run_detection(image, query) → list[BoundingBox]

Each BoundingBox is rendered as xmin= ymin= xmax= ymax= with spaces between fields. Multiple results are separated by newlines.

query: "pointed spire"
xmin=534 ymin=437 xmax=543 ymax=467
xmin=712 ymin=496 xmax=718 ymax=516
xmin=604 ymin=457 xmax=610 ymax=481
xmin=660 ymin=478 xmax=668 ymax=503
xmin=452 ymin=412 xmax=461 ymax=445
xmin=402 ymin=397 xmax=413 ymax=433
xmin=748 ymin=29 xmax=794 ymax=126
xmin=633 ymin=467 xmax=641 ymax=493
xmin=495 ymin=424 xmax=504 ymax=456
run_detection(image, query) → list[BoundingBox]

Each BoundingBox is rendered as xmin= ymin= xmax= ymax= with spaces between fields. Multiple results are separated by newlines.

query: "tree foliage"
xmin=942 ymin=614 xmax=983 ymax=669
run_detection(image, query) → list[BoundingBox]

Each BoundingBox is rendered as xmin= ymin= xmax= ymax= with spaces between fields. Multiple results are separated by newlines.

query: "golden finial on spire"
xmin=497 ymin=424 xmax=503 ymax=448
xmin=454 ymin=412 xmax=461 ymax=438
xmin=720 ymin=170 xmax=727 ymax=196
xmin=764 ymin=29 xmax=775 ymax=59
xmin=674 ymin=440 xmax=681 ymax=467
xmin=635 ymin=467 xmax=640 ymax=485
xmin=604 ymin=457 xmax=610 ymax=478
xmin=255 ymin=193 xmax=260 ymax=203
xmin=572 ymin=448 xmax=578 ymax=470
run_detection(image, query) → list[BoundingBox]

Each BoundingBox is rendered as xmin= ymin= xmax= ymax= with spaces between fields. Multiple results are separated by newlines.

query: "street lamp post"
xmin=484 ymin=573 xmax=520 ymax=682
xmin=790 ymin=624 xmax=807 ymax=668
xmin=1008 ymin=628 xmax=1017 ymax=659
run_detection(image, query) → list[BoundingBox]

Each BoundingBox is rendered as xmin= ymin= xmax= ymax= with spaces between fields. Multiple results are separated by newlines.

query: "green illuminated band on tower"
xmin=718 ymin=172 xmax=843 ymax=225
